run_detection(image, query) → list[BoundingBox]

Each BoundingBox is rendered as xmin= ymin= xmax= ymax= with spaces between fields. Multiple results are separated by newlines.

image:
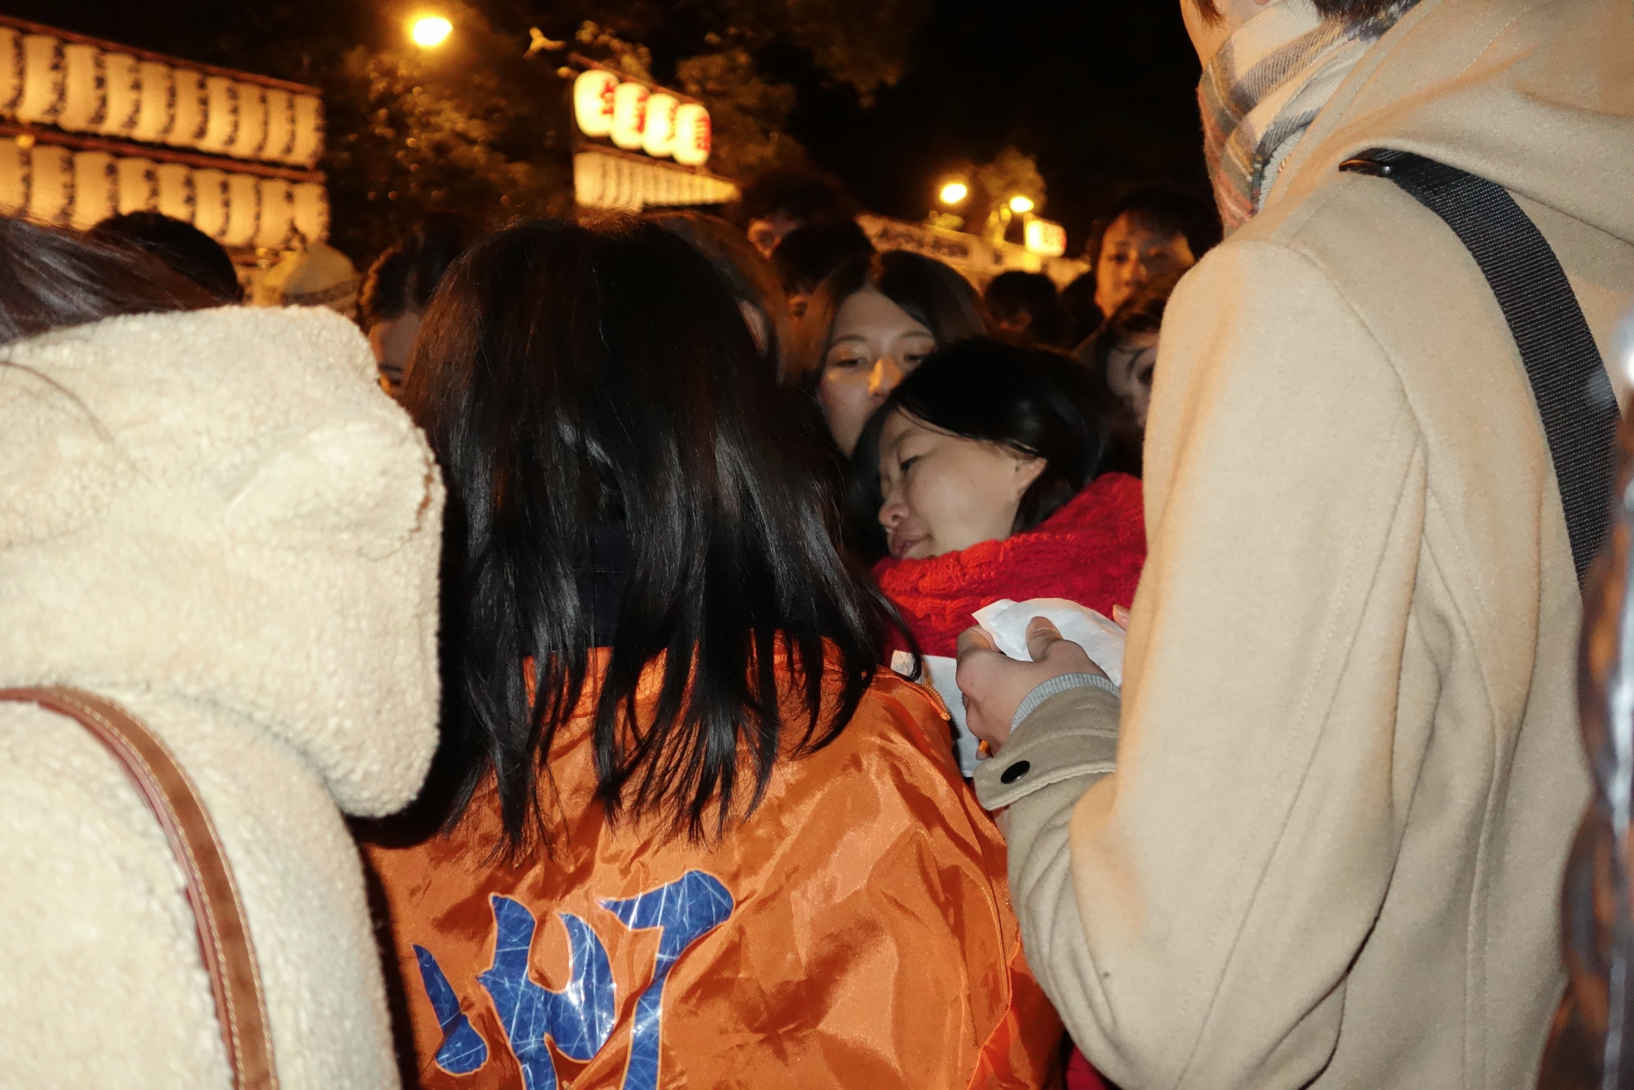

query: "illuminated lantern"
xmin=642 ymin=93 xmax=677 ymax=158
xmin=256 ymin=178 xmax=295 ymax=248
xmin=610 ymin=81 xmax=649 ymax=151
xmin=168 ymin=68 xmax=208 ymax=146
xmin=0 ymin=29 xmax=21 ymax=115
xmin=231 ymin=84 xmax=268 ymax=159
xmin=58 ymin=44 xmax=102 ymax=131
xmin=27 ymin=144 xmax=72 ymax=225
xmin=115 ymin=156 xmax=158 ymax=214
xmin=573 ymin=70 xmax=618 ymax=138
xmin=193 ymin=168 xmax=229 ymax=239
xmin=99 ymin=52 xmax=142 ymax=136
xmin=262 ymin=89 xmax=295 ymax=160
xmin=0 ymin=140 xmax=28 ymax=217
xmin=17 ymin=34 xmax=65 ymax=125
xmin=200 ymin=77 xmax=240 ymax=153
xmin=287 ymin=94 xmax=323 ymax=166
xmin=1023 ymin=218 xmax=1068 ymax=257
xmin=292 ymin=181 xmax=329 ymax=243
xmin=131 ymin=62 xmax=174 ymax=142
xmin=672 ymin=103 xmax=710 ymax=167
xmin=156 ymin=162 xmax=194 ymax=222
xmin=70 ymin=151 xmax=117 ymax=230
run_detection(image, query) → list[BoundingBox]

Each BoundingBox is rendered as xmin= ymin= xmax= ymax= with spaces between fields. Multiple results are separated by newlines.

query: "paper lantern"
xmin=17 ymin=35 xmax=64 ymax=124
xmin=221 ymin=172 xmax=260 ymax=247
xmin=99 ymin=52 xmax=141 ymax=136
xmin=262 ymin=89 xmax=294 ymax=160
xmin=642 ymin=93 xmax=677 ymax=158
xmin=27 ymin=144 xmax=71 ymax=224
xmin=573 ymin=70 xmax=618 ymax=138
xmin=156 ymin=162 xmax=194 ymax=222
xmin=69 ymin=151 xmax=116 ymax=229
xmin=672 ymin=103 xmax=711 ymax=167
xmin=0 ymin=29 xmax=22 ymax=114
xmin=0 ymin=140 xmax=27 ymax=217
xmin=192 ymin=168 xmax=229 ymax=239
xmin=115 ymin=156 xmax=157 ymax=214
xmin=256 ymin=178 xmax=294 ymax=248
xmin=131 ymin=61 xmax=173 ymax=142
xmin=168 ymin=68 xmax=207 ymax=145
xmin=199 ymin=76 xmax=238 ymax=152
xmin=232 ymin=84 xmax=267 ymax=159
xmin=610 ymin=81 xmax=649 ymax=151
xmin=287 ymin=94 xmax=323 ymax=166
xmin=59 ymin=44 xmax=102 ymax=131
xmin=292 ymin=181 xmax=328 ymax=242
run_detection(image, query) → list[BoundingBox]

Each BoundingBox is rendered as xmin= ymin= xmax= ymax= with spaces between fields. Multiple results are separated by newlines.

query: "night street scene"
xmin=0 ymin=1 xmax=1631 ymax=1088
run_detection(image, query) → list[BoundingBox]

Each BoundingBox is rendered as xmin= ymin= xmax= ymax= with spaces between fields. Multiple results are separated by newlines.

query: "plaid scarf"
xmin=1199 ymin=0 xmax=1416 ymax=235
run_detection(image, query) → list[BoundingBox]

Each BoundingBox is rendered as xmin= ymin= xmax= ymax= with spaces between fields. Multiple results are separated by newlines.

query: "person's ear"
xmin=1010 ymin=454 xmax=1047 ymax=500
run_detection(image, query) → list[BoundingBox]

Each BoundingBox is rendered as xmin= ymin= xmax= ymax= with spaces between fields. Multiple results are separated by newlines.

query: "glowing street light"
xmin=939 ymin=181 xmax=969 ymax=205
xmin=1008 ymin=194 xmax=1035 ymax=214
xmin=410 ymin=15 xmax=453 ymax=48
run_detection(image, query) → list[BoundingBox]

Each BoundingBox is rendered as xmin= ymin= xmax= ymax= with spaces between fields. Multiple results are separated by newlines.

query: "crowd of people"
xmin=2 ymin=0 xmax=1631 ymax=1088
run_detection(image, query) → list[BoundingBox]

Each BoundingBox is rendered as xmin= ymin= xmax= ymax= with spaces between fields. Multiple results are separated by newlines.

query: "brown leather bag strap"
xmin=0 ymin=686 xmax=278 ymax=1089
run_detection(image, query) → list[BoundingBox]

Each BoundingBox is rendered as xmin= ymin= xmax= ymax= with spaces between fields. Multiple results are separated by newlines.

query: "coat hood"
xmin=1271 ymin=0 xmax=1634 ymax=245
xmin=0 ymin=306 xmax=444 ymax=816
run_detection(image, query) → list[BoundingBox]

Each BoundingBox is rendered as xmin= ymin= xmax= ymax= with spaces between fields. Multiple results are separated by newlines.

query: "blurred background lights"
xmin=939 ymin=181 xmax=969 ymax=205
xmin=1008 ymin=194 xmax=1035 ymax=214
xmin=410 ymin=15 xmax=453 ymax=48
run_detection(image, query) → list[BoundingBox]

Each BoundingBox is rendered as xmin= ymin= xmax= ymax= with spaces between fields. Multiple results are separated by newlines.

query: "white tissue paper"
xmin=890 ymin=651 xmax=979 ymax=776
xmin=971 ymin=597 xmax=1126 ymax=686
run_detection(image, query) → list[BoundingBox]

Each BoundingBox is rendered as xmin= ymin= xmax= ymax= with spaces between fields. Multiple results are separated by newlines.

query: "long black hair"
xmin=849 ymin=337 xmax=1110 ymax=546
xmin=0 ymin=215 xmax=215 ymax=345
xmin=793 ymin=249 xmax=990 ymax=392
xmin=403 ymin=216 xmax=893 ymax=851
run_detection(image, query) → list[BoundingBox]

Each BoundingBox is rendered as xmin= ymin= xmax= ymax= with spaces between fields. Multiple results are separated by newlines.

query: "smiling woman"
xmin=851 ymin=337 xmax=1146 ymax=663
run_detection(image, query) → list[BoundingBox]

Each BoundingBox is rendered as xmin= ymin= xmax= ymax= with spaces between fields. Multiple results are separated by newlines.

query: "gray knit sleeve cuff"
xmin=1012 ymin=673 xmax=1120 ymax=733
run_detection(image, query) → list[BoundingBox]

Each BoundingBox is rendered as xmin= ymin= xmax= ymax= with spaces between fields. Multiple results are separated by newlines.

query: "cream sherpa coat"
xmin=0 ymin=307 xmax=444 ymax=1088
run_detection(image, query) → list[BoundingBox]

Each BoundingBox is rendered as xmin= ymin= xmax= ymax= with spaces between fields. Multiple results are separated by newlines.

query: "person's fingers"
xmin=1112 ymin=605 xmax=1131 ymax=630
xmin=1025 ymin=616 xmax=1062 ymax=662
xmin=956 ymin=625 xmax=996 ymax=662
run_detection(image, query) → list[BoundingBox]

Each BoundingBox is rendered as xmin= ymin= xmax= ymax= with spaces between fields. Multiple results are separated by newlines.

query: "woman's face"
xmin=818 ymin=287 xmax=937 ymax=455
xmin=876 ymin=409 xmax=1045 ymax=560
xmin=1105 ymin=330 xmax=1159 ymax=427
xmin=1094 ymin=213 xmax=1194 ymax=318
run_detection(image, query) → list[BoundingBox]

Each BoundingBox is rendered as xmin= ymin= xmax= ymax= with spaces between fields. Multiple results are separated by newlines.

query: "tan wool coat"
xmin=0 ymin=308 xmax=444 ymax=1087
xmin=975 ymin=0 xmax=1634 ymax=1087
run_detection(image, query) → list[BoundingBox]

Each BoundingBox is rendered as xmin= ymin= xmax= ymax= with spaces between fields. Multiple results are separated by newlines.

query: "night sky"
xmin=5 ymin=0 xmax=1206 ymax=255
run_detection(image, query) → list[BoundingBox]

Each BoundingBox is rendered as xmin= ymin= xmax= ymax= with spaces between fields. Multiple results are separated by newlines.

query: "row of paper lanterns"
xmin=0 ymin=26 xmax=323 ymax=168
xmin=572 ymin=71 xmax=711 ymax=168
xmin=0 ymin=140 xmax=327 ymax=248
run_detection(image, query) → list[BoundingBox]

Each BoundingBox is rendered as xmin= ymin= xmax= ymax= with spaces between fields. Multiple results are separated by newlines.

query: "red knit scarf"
xmin=875 ymin=472 xmax=1147 ymax=658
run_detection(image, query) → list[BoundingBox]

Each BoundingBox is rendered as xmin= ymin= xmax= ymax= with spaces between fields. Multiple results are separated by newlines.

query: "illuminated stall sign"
xmin=1024 ymin=217 xmax=1068 ymax=257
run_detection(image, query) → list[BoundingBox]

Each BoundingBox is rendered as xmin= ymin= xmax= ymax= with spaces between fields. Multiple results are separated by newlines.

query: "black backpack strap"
xmin=1340 ymin=148 xmax=1618 ymax=585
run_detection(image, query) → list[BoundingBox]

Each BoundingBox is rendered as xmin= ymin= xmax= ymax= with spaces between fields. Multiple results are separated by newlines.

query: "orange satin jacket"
xmin=364 ymin=656 xmax=1062 ymax=1089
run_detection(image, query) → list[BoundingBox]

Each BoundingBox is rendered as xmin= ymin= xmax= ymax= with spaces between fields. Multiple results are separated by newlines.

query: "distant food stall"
xmin=856 ymin=212 xmax=1087 ymax=290
xmin=0 ymin=15 xmax=329 ymax=292
xmin=566 ymin=59 xmax=739 ymax=212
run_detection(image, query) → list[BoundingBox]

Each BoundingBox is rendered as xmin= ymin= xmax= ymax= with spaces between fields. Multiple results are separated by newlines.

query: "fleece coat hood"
xmin=0 ymin=306 xmax=444 ymax=1088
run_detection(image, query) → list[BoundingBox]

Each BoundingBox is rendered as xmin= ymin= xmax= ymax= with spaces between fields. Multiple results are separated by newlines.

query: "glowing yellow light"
xmin=410 ymin=15 xmax=453 ymax=47
xmin=938 ymin=181 xmax=969 ymax=205
xmin=1008 ymin=195 xmax=1035 ymax=214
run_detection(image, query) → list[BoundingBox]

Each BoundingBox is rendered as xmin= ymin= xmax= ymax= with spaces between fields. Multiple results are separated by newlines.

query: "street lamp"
xmin=939 ymin=181 xmax=969 ymax=205
xmin=410 ymin=15 xmax=453 ymax=48
xmin=1008 ymin=195 xmax=1035 ymax=214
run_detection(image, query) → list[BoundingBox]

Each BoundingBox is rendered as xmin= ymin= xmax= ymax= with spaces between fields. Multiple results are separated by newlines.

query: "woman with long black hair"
xmin=364 ymin=216 xmax=1062 ymax=1089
